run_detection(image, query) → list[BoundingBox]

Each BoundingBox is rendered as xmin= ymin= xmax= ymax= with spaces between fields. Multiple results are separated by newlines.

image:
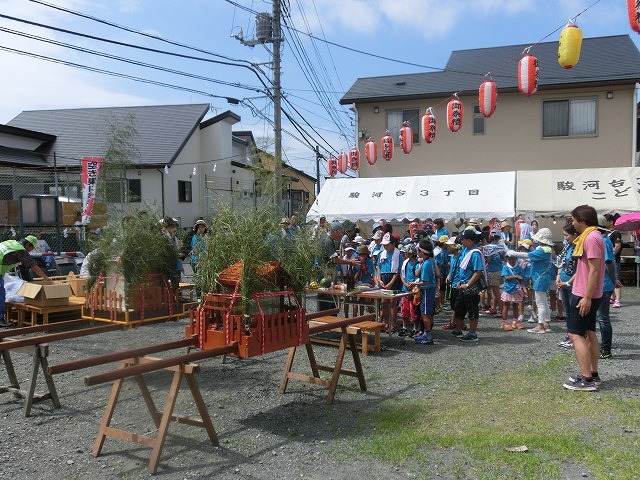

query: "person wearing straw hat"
xmin=506 ymin=228 xmax=557 ymax=334
xmin=0 ymin=236 xmax=51 ymax=327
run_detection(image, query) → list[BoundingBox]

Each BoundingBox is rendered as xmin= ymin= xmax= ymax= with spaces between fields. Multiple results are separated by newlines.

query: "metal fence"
xmin=0 ymin=165 xmax=88 ymax=252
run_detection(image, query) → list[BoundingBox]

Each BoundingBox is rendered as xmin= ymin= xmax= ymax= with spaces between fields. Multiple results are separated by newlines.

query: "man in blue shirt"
xmin=453 ymin=229 xmax=486 ymax=342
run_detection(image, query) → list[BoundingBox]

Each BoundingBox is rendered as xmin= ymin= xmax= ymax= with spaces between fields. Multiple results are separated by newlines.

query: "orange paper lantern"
xmin=421 ymin=107 xmax=436 ymax=143
xmin=400 ymin=122 xmax=413 ymax=154
xmin=328 ymin=157 xmax=337 ymax=176
xmin=365 ymin=138 xmax=377 ymax=165
xmin=628 ymin=0 xmax=640 ymax=33
xmin=447 ymin=95 xmax=464 ymax=133
xmin=381 ymin=130 xmax=394 ymax=161
xmin=337 ymin=152 xmax=348 ymax=174
xmin=349 ymin=148 xmax=360 ymax=171
xmin=558 ymin=21 xmax=583 ymax=69
xmin=518 ymin=53 xmax=538 ymax=96
xmin=478 ymin=80 xmax=497 ymax=118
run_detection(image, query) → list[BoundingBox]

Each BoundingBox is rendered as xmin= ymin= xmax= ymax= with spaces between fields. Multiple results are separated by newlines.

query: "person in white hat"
xmin=506 ymin=227 xmax=556 ymax=334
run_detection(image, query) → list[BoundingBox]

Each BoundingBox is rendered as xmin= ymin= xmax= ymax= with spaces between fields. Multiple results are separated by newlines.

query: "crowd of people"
xmin=317 ymin=206 xmax=625 ymax=391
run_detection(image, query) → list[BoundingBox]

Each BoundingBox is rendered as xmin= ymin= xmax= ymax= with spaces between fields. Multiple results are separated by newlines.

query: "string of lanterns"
xmin=327 ymin=2 xmax=639 ymax=176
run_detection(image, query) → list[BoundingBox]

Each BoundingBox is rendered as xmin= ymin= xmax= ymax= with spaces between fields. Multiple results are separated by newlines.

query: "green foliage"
xmin=97 ymin=113 xmax=140 ymax=206
xmin=195 ymin=203 xmax=321 ymax=307
xmin=351 ymin=357 xmax=640 ymax=479
xmin=86 ymin=210 xmax=181 ymax=293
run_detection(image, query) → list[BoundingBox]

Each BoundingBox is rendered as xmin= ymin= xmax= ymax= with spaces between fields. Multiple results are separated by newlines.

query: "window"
xmin=178 ymin=180 xmax=192 ymax=202
xmin=104 ymin=179 xmax=141 ymax=203
xmin=127 ymin=179 xmax=141 ymax=203
xmin=543 ymin=98 xmax=596 ymax=137
xmin=473 ymin=105 xmax=485 ymax=135
xmin=387 ymin=108 xmax=420 ymax=144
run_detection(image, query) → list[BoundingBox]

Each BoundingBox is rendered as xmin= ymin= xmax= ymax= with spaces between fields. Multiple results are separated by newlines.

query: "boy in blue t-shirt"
xmin=412 ymin=241 xmax=438 ymax=345
xmin=453 ymin=229 xmax=486 ymax=342
xmin=441 ymin=242 xmax=462 ymax=330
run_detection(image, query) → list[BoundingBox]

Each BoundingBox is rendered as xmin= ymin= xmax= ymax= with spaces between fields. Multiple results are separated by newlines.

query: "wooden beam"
xmin=48 ymin=338 xmax=197 ymax=375
xmin=0 ymin=324 xmax=123 ymax=351
xmin=84 ymin=343 xmax=238 ymax=386
xmin=0 ymin=319 xmax=89 ymax=339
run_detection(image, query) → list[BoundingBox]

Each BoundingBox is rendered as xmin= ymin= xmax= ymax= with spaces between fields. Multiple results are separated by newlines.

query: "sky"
xmin=1 ymin=0 xmax=638 ymax=178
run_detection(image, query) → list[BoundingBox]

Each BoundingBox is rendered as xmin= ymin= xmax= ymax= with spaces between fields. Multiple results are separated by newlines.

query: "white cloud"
xmin=0 ymin=0 xmax=155 ymax=122
xmin=297 ymin=0 xmax=539 ymax=40
xmin=0 ymin=51 xmax=153 ymax=122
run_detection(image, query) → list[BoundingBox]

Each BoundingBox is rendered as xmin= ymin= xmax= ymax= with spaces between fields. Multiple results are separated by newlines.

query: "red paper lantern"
xmin=365 ymin=138 xmax=377 ymax=165
xmin=518 ymin=53 xmax=538 ymax=96
xmin=381 ymin=130 xmax=394 ymax=161
xmin=421 ymin=107 xmax=436 ymax=144
xmin=328 ymin=157 xmax=337 ymax=177
xmin=349 ymin=148 xmax=360 ymax=171
xmin=337 ymin=152 xmax=348 ymax=174
xmin=478 ymin=81 xmax=497 ymax=118
xmin=628 ymin=0 xmax=640 ymax=33
xmin=447 ymin=95 xmax=464 ymax=133
xmin=400 ymin=122 xmax=413 ymax=154
xmin=558 ymin=21 xmax=583 ymax=69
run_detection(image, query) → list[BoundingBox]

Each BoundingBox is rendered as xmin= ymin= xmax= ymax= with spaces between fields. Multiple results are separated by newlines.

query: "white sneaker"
xmin=527 ymin=315 xmax=538 ymax=323
xmin=517 ymin=315 xmax=524 ymax=322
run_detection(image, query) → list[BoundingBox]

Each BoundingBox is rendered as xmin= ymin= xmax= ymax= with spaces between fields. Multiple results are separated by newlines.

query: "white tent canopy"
xmin=516 ymin=167 xmax=640 ymax=217
xmin=307 ymin=171 xmax=516 ymax=222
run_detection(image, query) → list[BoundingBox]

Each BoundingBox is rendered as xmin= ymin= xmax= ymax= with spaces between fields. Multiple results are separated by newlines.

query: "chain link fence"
xmin=0 ymin=164 xmax=90 ymax=253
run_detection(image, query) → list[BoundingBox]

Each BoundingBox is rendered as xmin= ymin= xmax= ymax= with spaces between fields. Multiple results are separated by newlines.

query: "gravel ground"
xmin=1 ymin=288 xmax=638 ymax=480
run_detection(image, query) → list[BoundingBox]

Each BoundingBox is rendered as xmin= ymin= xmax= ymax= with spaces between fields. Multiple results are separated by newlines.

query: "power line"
xmin=0 ymin=25 xmax=266 ymax=94
xmin=0 ymin=13 xmax=272 ymax=88
xmin=0 ymin=45 xmax=248 ymax=103
xmin=29 ymin=0 xmax=261 ymax=69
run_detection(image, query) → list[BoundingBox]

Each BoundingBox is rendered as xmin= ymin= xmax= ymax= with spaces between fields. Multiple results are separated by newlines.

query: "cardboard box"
xmin=16 ymin=282 xmax=73 ymax=307
xmin=66 ymin=272 xmax=87 ymax=297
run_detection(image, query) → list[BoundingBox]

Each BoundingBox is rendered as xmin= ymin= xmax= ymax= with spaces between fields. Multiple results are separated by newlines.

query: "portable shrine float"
xmin=82 ymin=273 xmax=189 ymax=326
xmin=185 ymin=261 xmax=309 ymax=358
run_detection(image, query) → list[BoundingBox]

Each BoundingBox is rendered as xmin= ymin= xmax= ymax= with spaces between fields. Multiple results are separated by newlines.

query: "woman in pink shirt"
xmin=563 ymin=205 xmax=605 ymax=392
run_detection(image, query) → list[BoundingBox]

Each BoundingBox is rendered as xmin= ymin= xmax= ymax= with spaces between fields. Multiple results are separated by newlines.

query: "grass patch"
xmin=351 ymin=355 xmax=640 ymax=479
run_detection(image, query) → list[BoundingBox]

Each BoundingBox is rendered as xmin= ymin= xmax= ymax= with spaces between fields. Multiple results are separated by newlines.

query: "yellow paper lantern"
xmin=558 ymin=21 xmax=583 ymax=69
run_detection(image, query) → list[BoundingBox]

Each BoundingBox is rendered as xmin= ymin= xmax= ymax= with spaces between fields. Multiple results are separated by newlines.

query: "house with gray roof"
xmin=0 ymin=104 xmax=260 ymax=229
xmin=341 ymin=35 xmax=640 ymax=178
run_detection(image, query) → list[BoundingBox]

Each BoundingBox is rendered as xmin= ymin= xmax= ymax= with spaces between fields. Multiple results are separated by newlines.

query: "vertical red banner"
xmin=81 ymin=157 xmax=103 ymax=224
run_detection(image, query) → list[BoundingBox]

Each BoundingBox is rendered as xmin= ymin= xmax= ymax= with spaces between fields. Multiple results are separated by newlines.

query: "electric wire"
xmin=0 ymin=25 xmax=267 ymax=94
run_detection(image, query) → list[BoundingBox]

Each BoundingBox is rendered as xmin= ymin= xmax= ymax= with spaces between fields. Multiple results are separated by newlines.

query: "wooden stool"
xmin=310 ymin=317 xmax=386 ymax=356
xmin=93 ymin=356 xmax=218 ymax=474
xmin=0 ymin=341 xmax=61 ymax=417
xmin=353 ymin=320 xmax=386 ymax=355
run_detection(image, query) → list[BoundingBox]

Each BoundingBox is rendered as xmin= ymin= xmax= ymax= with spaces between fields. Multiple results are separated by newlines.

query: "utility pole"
xmin=272 ymin=0 xmax=283 ymax=212
xmin=233 ymin=1 xmax=283 ymax=213
xmin=315 ymin=145 xmax=321 ymax=195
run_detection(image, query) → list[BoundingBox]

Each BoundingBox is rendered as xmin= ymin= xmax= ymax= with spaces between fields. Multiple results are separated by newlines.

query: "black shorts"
xmin=449 ymin=288 xmax=458 ymax=307
xmin=380 ymin=272 xmax=402 ymax=291
xmin=454 ymin=292 xmax=480 ymax=320
xmin=567 ymin=294 xmax=601 ymax=335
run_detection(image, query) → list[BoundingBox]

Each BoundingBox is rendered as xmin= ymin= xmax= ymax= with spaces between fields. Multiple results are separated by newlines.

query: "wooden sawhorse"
xmin=93 ymin=356 xmax=218 ymax=474
xmin=0 ymin=341 xmax=61 ymax=417
xmin=280 ymin=315 xmax=373 ymax=404
xmin=310 ymin=317 xmax=386 ymax=356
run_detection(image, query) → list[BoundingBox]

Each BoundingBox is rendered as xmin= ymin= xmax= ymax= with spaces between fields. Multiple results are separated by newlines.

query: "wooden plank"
xmin=48 ymin=338 xmax=196 ymax=375
xmin=0 ymin=324 xmax=122 ymax=351
xmin=0 ymin=319 xmax=89 ymax=339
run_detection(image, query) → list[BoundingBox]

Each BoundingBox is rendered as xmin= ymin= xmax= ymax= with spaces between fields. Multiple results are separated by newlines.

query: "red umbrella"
xmin=614 ymin=212 xmax=640 ymax=231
